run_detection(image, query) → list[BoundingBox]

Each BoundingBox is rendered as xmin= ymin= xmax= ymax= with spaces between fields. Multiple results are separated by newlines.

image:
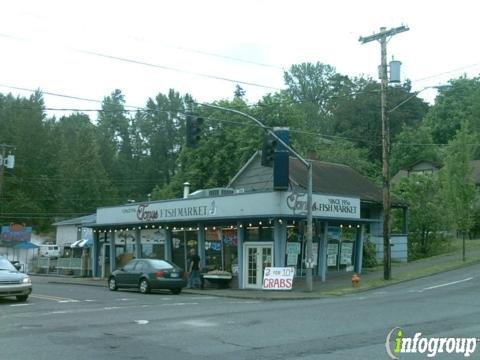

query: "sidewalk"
xmin=31 ymin=247 xmax=480 ymax=300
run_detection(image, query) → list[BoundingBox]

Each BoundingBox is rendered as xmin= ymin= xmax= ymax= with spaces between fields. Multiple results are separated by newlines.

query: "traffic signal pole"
xmin=197 ymin=103 xmax=315 ymax=291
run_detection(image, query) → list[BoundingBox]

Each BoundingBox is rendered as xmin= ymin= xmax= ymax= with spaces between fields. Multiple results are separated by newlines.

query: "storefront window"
xmin=287 ymin=222 xmax=320 ymax=276
xmin=205 ymin=229 xmax=222 ymax=271
xmin=327 ymin=226 xmax=341 ymax=269
xmin=327 ymin=225 xmax=356 ymax=270
xmin=245 ymin=226 xmax=273 ymax=242
xmin=286 ymin=226 xmax=301 ymax=270
xmin=140 ymin=229 xmax=165 ymax=259
xmin=116 ymin=230 xmax=136 ymax=267
xmin=246 ymin=227 xmax=259 ymax=241
xmin=172 ymin=230 xmax=186 ymax=269
xmin=339 ymin=226 xmax=355 ymax=269
xmin=222 ymin=228 xmax=238 ymax=274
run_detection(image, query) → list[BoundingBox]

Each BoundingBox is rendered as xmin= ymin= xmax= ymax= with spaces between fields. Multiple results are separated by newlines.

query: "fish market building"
xmin=90 ymin=152 xmax=407 ymax=289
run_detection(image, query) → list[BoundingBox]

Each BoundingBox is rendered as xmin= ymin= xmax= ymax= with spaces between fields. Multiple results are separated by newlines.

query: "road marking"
xmin=163 ymin=302 xmax=199 ymax=307
xmin=182 ymin=319 xmax=216 ymax=327
xmin=135 ymin=320 xmax=149 ymax=325
xmin=31 ymin=294 xmax=77 ymax=302
xmin=418 ymin=277 xmax=474 ymax=292
xmin=229 ymin=300 xmax=262 ymax=304
xmin=9 ymin=303 xmax=32 ymax=307
xmin=116 ymin=298 xmax=131 ymax=301
xmin=188 ymin=296 xmax=215 ymax=300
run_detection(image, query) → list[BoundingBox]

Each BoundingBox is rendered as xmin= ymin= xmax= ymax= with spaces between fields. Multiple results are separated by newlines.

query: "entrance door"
xmin=243 ymin=243 xmax=273 ymax=289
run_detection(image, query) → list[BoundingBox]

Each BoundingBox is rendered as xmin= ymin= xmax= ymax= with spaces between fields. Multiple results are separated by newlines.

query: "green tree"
xmin=390 ymin=125 xmax=441 ymax=175
xmin=332 ymin=79 xmax=429 ymax=162
xmin=137 ymin=89 xmax=188 ymax=196
xmin=424 ymin=76 xmax=480 ymax=146
xmin=97 ymin=89 xmax=131 ymax=200
xmin=153 ymin=98 xmax=261 ymax=199
xmin=52 ymin=113 xmax=117 ymax=215
xmin=0 ymin=91 xmax=55 ymax=230
xmin=440 ymin=121 xmax=477 ymax=261
xmin=393 ymin=174 xmax=447 ymax=259
xmin=283 ymin=62 xmax=353 ymax=135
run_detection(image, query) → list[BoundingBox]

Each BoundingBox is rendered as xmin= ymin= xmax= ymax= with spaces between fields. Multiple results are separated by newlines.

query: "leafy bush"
xmin=362 ymin=238 xmax=377 ymax=268
xmin=408 ymin=232 xmax=453 ymax=261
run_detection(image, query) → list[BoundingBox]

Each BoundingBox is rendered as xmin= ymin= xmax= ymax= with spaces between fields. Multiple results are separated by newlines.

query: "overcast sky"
xmin=0 ymin=0 xmax=478 ymax=116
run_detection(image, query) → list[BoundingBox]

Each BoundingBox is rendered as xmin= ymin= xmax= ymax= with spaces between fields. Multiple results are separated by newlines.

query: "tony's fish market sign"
xmin=125 ymin=203 xmax=215 ymax=221
xmin=287 ymin=193 xmax=360 ymax=219
xmin=96 ymin=192 xmax=360 ymax=225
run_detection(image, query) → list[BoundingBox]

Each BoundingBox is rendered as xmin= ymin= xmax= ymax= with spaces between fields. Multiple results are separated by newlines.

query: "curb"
xmin=29 ymin=259 xmax=480 ymax=300
xmin=322 ymin=258 xmax=480 ymax=296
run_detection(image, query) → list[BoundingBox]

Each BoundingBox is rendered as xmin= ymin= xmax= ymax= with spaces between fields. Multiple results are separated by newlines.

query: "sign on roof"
xmin=1 ymin=224 xmax=33 ymax=246
xmin=96 ymin=192 xmax=360 ymax=225
xmin=286 ymin=192 xmax=360 ymax=219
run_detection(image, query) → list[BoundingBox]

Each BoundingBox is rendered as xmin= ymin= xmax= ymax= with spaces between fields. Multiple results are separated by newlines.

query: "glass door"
xmin=244 ymin=243 xmax=273 ymax=289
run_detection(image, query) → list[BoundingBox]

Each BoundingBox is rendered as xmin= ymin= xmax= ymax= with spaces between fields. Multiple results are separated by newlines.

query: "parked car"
xmin=39 ymin=244 xmax=61 ymax=258
xmin=0 ymin=256 xmax=32 ymax=302
xmin=9 ymin=260 xmax=21 ymax=271
xmin=108 ymin=259 xmax=186 ymax=295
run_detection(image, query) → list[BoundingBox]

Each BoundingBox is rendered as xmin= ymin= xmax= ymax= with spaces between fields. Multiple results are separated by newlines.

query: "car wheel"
xmin=16 ymin=295 xmax=28 ymax=302
xmin=139 ymin=278 xmax=151 ymax=294
xmin=108 ymin=277 xmax=118 ymax=291
xmin=171 ymin=288 xmax=181 ymax=295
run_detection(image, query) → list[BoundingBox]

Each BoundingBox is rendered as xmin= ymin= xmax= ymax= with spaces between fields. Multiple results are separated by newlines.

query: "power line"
xmin=0 ymin=32 xmax=283 ymax=91
xmin=131 ymin=37 xmax=286 ymax=71
xmin=0 ymin=83 xmax=144 ymax=110
xmin=411 ymin=62 xmax=480 ymax=84
xmin=77 ymin=49 xmax=283 ymax=91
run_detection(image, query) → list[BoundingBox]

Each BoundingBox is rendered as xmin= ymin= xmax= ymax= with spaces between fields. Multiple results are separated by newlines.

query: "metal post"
xmin=197 ymin=102 xmax=316 ymax=291
xmin=305 ymin=162 xmax=313 ymax=291
xmin=0 ymin=145 xmax=6 ymax=200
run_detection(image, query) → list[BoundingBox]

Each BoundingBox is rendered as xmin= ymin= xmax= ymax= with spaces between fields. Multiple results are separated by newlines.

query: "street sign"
xmin=262 ymin=267 xmax=295 ymax=290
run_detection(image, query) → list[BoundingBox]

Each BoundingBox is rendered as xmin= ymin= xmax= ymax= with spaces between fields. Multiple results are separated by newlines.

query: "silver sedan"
xmin=0 ymin=256 xmax=32 ymax=302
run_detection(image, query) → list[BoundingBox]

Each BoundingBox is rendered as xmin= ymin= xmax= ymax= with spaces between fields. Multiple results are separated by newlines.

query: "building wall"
xmin=56 ymin=225 xmax=79 ymax=247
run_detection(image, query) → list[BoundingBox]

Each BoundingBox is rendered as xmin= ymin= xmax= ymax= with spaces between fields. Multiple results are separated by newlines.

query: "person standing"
xmin=187 ymin=248 xmax=201 ymax=289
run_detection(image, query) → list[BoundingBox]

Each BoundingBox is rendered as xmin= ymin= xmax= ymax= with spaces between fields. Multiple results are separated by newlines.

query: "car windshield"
xmin=146 ymin=259 xmax=176 ymax=270
xmin=0 ymin=258 xmax=16 ymax=271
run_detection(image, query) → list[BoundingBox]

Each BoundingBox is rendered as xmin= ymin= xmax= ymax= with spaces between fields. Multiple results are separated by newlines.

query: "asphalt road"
xmin=1 ymin=263 xmax=480 ymax=360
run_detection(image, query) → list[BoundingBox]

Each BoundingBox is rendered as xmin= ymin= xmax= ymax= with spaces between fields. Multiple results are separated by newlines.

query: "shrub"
xmin=362 ymin=238 xmax=377 ymax=268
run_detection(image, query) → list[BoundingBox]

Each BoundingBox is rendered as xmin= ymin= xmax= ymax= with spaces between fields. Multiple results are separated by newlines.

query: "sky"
xmin=0 ymin=0 xmax=479 ymax=117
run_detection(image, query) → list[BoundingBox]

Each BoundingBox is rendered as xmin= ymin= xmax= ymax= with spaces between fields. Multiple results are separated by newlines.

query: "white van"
xmin=39 ymin=245 xmax=60 ymax=258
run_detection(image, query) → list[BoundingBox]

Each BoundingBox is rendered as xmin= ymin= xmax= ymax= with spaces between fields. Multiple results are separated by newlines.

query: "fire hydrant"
xmin=352 ymin=273 xmax=360 ymax=288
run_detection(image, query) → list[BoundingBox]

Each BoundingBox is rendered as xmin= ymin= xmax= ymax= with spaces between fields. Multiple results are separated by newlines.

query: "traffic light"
xmin=261 ymin=135 xmax=277 ymax=167
xmin=186 ymin=115 xmax=204 ymax=147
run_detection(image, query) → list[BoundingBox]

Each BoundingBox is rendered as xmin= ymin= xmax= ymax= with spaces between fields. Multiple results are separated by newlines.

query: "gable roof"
xmin=52 ymin=214 xmax=96 ymax=227
xmin=229 ymin=152 xmax=400 ymax=206
xmin=289 ymin=158 xmax=385 ymax=204
xmin=392 ymin=159 xmax=480 ymax=185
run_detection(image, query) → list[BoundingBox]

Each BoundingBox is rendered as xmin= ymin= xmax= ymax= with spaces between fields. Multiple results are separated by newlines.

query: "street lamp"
xmin=388 ymin=85 xmax=450 ymax=113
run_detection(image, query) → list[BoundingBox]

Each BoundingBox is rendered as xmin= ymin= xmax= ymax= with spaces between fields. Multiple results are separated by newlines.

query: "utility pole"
xmin=359 ymin=25 xmax=409 ymax=280
xmin=0 ymin=144 xmax=15 ymax=201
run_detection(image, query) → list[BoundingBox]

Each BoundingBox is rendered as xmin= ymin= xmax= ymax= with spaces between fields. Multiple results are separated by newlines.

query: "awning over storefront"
xmin=70 ymin=239 xmax=93 ymax=248
xmin=13 ymin=241 xmax=39 ymax=249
